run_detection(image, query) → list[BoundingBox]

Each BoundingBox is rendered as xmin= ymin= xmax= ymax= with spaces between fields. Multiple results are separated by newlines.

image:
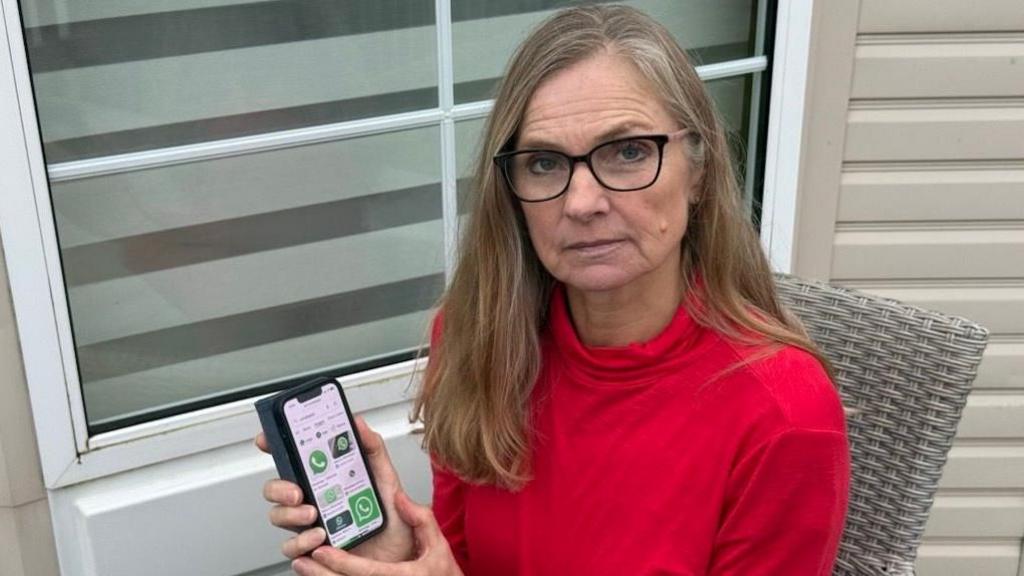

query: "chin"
xmin=558 ymin=268 xmax=640 ymax=294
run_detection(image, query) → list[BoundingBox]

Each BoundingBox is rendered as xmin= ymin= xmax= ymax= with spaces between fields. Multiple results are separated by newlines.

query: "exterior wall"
xmin=794 ymin=1 xmax=1024 ymax=574
xmin=0 ymin=243 xmax=59 ymax=576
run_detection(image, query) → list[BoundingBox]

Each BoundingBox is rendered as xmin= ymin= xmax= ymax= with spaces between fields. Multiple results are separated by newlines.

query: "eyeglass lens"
xmin=506 ymin=137 xmax=662 ymax=201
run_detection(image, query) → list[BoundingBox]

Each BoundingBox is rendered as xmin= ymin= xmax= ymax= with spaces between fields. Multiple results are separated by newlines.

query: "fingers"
xmin=264 ymin=479 xmax=313 ymax=532
xmin=353 ymin=416 xmax=380 ymax=451
xmin=292 ymin=556 xmax=342 ymax=576
xmin=281 ymin=527 xmax=327 ymax=560
xmin=290 ymin=557 xmax=335 ymax=576
xmin=262 ymin=479 xmax=304 ymax=506
xmin=268 ymin=503 xmax=317 ymax=529
xmin=394 ymin=490 xmax=444 ymax=549
xmin=354 ymin=417 xmax=401 ymax=488
xmin=255 ymin=432 xmax=269 ymax=453
xmin=306 ymin=545 xmax=406 ymax=576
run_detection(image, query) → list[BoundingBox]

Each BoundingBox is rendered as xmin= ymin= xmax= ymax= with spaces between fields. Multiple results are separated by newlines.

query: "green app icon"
xmin=309 ymin=450 xmax=329 ymax=474
xmin=319 ymin=485 xmax=341 ymax=506
xmin=331 ymin=432 xmax=352 ymax=458
xmin=347 ymin=488 xmax=381 ymax=527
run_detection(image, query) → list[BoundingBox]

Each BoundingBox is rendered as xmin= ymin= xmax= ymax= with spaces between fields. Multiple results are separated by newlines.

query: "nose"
xmin=561 ymin=160 xmax=610 ymax=221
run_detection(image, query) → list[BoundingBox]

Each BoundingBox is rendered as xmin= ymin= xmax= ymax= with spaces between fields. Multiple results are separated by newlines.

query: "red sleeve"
xmin=707 ymin=428 xmax=850 ymax=575
xmin=431 ymin=460 xmax=470 ymax=572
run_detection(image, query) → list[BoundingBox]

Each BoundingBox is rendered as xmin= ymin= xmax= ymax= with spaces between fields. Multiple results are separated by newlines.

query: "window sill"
xmin=48 ymin=400 xmax=431 ymax=576
xmin=49 ymin=359 xmax=421 ymax=489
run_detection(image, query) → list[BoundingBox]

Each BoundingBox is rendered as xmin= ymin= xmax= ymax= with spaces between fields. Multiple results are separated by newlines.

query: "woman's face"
xmin=516 ymin=51 xmax=700 ymax=294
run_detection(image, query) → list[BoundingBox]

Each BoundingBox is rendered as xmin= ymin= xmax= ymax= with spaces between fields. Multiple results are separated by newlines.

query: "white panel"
xmin=940 ymin=445 xmax=1024 ymax=490
xmin=839 ymin=166 xmax=1024 ymax=223
xmin=915 ymin=542 xmax=1020 ymax=576
xmin=845 ymin=105 xmax=1024 ymax=163
xmin=956 ymin=393 xmax=1024 ymax=440
xmin=852 ymin=38 xmax=1024 ymax=99
xmin=859 ymin=0 xmax=1024 ymax=33
xmin=831 ymin=227 xmax=1024 ymax=280
xmin=50 ymin=404 xmax=432 ymax=576
xmin=835 ymin=283 xmax=1024 ymax=337
xmin=923 ymin=494 xmax=1024 ymax=538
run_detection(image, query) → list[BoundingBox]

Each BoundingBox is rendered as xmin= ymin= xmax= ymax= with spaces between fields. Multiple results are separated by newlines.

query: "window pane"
xmin=53 ymin=127 xmax=445 ymax=429
xmin=13 ymin=0 xmax=770 ymax=433
xmin=706 ymin=74 xmax=756 ymax=191
xmin=451 ymin=0 xmax=757 ymax=104
xmin=22 ymin=1 xmax=439 ymax=162
xmin=455 ymin=118 xmax=487 ymax=214
xmin=18 ymin=0 xmax=445 ymax=431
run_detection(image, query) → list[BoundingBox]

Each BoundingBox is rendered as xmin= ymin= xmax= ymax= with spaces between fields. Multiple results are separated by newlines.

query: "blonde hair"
xmin=413 ymin=5 xmax=830 ymax=488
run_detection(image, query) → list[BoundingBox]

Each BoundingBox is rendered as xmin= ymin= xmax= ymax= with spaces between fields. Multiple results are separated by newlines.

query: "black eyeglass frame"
xmin=492 ymin=129 xmax=690 ymax=203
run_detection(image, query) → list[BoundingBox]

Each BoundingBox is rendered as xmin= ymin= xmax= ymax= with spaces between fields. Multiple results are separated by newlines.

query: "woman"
xmin=259 ymin=5 xmax=850 ymax=575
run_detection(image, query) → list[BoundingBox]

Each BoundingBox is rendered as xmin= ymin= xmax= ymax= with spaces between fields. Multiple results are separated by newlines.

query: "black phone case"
xmin=256 ymin=376 xmax=387 ymax=550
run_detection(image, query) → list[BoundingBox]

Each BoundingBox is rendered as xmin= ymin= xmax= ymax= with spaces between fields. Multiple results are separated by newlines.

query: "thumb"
xmin=395 ymin=489 xmax=443 ymax=548
xmin=354 ymin=417 xmax=401 ymax=487
xmin=254 ymin=432 xmax=269 ymax=454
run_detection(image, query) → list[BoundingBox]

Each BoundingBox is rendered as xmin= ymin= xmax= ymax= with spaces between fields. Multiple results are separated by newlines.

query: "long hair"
xmin=412 ymin=5 xmax=831 ymax=488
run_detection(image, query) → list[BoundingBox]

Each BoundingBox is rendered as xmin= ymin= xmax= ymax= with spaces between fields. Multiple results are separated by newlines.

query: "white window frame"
xmin=760 ymin=0 xmax=813 ymax=274
xmin=0 ymin=0 xmax=805 ymax=491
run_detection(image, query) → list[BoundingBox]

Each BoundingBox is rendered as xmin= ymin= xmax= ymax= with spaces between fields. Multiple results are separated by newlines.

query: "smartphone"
xmin=256 ymin=377 xmax=387 ymax=550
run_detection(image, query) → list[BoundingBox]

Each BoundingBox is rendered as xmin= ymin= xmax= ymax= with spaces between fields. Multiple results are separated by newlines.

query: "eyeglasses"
xmin=493 ymin=129 xmax=689 ymax=203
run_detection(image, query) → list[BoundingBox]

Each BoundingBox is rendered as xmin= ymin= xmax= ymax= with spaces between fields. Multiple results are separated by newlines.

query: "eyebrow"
xmin=516 ymin=121 xmax=655 ymax=151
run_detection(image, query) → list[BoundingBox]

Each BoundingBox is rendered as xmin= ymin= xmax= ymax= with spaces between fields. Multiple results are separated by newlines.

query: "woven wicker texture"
xmin=775 ymin=275 xmax=989 ymax=576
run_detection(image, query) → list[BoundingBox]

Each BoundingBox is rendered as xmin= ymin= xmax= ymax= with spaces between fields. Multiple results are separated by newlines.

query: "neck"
xmin=564 ymin=261 xmax=685 ymax=347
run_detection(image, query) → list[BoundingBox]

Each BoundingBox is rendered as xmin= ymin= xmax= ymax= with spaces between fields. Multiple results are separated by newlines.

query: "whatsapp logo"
xmin=330 ymin=432 xmax=352 ymax=458
xmin=308 ymin=450 xmax=329 ymax=474
xmin=318 ymin=485 xmax=341 ymax=506
xmin=347 ymin=488 xmax=381 ymax=527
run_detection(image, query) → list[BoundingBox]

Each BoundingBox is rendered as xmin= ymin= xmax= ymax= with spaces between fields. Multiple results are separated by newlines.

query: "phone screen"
xmin=283 ymin=382 xmax=384 ymax=548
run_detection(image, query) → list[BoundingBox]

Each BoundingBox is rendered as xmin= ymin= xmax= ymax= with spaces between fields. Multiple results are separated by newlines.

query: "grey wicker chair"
xmin=775 ymin=275 xmax=989 ymax=576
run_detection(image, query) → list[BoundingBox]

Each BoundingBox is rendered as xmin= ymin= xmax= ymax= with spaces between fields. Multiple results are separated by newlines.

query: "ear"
xmin=687 ymin=170 xmax=704 ymax=205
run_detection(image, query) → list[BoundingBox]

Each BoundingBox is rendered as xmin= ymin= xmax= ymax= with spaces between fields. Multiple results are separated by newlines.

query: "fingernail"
xmin=311 ymin=548 xmax=325 ymax=561
xmin=291 ymin=558 xmax=305 ymax=575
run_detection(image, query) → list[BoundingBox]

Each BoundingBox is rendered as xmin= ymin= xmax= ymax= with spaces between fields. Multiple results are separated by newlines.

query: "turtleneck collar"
xmin=545 ymin=282 xmax=707 ymax=387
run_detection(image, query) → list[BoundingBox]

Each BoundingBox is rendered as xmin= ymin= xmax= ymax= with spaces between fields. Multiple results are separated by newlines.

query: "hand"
xmin=292 ymin=489 xmax=464 ymax=576
xmin=256 ymin=417 xmax=415 ymax=562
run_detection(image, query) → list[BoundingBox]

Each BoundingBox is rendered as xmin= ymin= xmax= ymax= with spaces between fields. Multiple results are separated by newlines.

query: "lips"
xmin=566 ymin=239 xmax=623 ymax=250
xmin=565 ymin=239 xmax=625 ymax=256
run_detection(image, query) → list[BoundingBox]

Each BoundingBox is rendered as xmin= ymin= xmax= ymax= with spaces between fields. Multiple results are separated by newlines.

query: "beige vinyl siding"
xmin=857 ymin=0 xmax=1024 ymax=34
xmin=0 ymin=248 xmax=59 ymax=575
xmin=795 ymin=1 xmax=1024 ymax=574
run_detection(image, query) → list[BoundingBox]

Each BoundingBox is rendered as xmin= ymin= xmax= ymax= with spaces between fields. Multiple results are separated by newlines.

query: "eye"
xmin=526 ymin=153 xmax=565 ymax=175
xmin=615 ymin=140 xmax=653 ymax=162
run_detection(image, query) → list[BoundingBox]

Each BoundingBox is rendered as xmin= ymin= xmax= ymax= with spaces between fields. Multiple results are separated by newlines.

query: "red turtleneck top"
xmin=431 ymin=286 xmax=850 ymax=575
